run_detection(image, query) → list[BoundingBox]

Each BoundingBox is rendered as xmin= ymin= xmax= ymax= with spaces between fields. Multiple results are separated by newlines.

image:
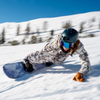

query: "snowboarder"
xmin=23 ymin=28 xmax=91 ymax=82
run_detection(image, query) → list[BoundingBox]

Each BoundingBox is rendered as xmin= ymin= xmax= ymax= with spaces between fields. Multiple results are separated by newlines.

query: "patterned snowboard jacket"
xmin=27 ymin=33 xmax=91 ymax=75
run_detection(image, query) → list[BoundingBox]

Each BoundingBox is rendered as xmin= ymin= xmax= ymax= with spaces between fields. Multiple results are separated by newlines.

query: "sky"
xmin=0 ymin=0 xmax=100 ymax=23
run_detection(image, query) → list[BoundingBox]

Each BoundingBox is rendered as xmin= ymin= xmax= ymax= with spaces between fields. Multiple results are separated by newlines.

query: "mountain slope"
xmin=0 ymin=11 xmax=100 ymax=100
xmin=0 ymin=11 xmax=100 ymax=45
xmin=0 ymin=35 xmax=100 ymax=100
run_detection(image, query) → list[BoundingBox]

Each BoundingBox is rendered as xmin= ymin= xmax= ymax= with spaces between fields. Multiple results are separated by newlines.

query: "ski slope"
xmin=0 ymin=11 xmax=100 ymax=45
xmin=0 ymin=11 xmax=100 ymax=100
xmin=0 ymin=35 xmax=100 ymax=100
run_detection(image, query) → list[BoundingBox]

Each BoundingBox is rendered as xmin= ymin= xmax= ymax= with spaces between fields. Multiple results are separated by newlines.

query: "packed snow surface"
xmin=0 ymin=11 xmax=100 ymax=100
xmin=0 ymin=35 xmax=100 ymax=100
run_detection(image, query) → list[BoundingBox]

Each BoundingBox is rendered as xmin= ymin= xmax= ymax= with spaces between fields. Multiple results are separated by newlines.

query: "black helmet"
xmin=60 ymin=28 xmax=78 ymax=43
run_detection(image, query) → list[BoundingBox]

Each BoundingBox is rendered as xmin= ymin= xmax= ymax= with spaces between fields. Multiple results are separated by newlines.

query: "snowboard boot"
xmin=44 ymin=62 xmax=53 ymax=67
xmin=23 ymin=59 xmax=34 ymax=72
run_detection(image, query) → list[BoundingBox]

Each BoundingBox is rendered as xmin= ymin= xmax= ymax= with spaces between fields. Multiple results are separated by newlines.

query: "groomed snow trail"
xmin=0 ymin=36 xmax=100 ymax=100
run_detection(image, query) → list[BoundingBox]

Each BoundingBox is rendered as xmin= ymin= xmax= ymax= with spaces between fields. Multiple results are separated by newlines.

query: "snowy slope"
xmin=0 ymin=11 xmax=100 ymax=100
xmin=0 ymin=35 xmax=100 ymax=100
xmin=0 ymin=11 xmax=100 ymax=45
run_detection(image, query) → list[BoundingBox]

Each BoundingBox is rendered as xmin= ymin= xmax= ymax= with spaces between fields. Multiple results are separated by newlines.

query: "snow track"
xmin=0 ymin=36 xmax=100 ymax=100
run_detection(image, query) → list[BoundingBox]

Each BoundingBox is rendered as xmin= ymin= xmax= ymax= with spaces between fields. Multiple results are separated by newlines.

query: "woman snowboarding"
xmin=23 ymin=28 xmax=91 ymax=82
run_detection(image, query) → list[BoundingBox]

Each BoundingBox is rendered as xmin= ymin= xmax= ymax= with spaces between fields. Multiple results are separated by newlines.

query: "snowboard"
xmin=3 ymin=62 xmax=47 ymax=79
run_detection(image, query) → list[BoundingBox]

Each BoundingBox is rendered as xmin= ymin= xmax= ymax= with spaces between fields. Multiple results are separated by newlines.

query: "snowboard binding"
xmin=44 ymin=62 xmax=53 ymax=67
xmin=23 ymin=59 xmax=34 ymax=72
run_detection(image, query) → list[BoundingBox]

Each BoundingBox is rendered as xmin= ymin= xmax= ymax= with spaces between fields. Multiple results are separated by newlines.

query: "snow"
xmin=0 ymin=11 xmax=100 ymax=100
xmin=0 ymin=11 xmax=100 ymax=45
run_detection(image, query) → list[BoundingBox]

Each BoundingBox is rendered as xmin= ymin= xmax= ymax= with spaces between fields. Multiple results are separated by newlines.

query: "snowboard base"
xmin=3 ymin=62 xmax=47 ymax=79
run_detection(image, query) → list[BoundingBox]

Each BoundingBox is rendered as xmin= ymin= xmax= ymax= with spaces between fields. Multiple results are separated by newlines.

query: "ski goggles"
xmin=60 ymin=40 xmax=74 ymax=49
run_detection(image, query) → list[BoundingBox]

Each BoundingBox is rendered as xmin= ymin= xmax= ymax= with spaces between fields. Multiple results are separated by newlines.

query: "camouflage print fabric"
xmin=27 ymin=33 xmax=91 ymax=75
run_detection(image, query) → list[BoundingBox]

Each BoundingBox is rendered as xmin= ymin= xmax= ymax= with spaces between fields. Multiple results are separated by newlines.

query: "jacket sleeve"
xmin=27 ymin=33 xmax=61 ymax=65
xmin=41 ymin=33 xmax=61 ymax=52
xmin=73 ymin=42 xmax=91 ymax=75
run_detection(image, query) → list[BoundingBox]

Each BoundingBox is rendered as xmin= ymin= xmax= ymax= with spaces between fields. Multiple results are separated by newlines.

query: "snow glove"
xmin=73 ymin=72 xmax=85 ymax=82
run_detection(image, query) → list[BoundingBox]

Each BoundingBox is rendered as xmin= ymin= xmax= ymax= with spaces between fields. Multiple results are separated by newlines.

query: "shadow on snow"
xmin=15 ymin=60 xmax=100 ymax=82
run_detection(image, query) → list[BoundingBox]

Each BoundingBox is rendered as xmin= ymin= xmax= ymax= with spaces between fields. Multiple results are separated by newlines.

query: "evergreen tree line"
xmin=0 ymin=18 xmax=100 ymax=45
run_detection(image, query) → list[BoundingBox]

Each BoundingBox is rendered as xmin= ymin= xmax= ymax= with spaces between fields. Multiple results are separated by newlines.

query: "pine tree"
xmin=1 ymin=28 xmax=5 ymax=44
xmin=25 ymin=23 xmax=30 ymax=35
xmin=25 ymin=23 xmax=30 ymax=39
xmin=38 ymin=37 xmax=43 ymax=43
xmin=50 ymin=30 xmax=54 ymax=36
xmin=79 ymin=21 xmax=86 ymax=33
xmin=30 ymin=35 xmax=37 ymax=44
xmin=16 ymin=24 xmax=20 ymax=36
xmin=62 ymin=21 xmax=72 ymax=29
xmin=47 ymin=30 xmax=54 ymax=42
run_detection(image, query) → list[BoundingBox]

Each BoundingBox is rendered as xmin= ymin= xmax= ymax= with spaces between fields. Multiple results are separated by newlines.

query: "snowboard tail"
xmin=3 ymin=62 xmax=48 ymax=79
xmin=3 ymin=62 xmax=26 ymax=79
